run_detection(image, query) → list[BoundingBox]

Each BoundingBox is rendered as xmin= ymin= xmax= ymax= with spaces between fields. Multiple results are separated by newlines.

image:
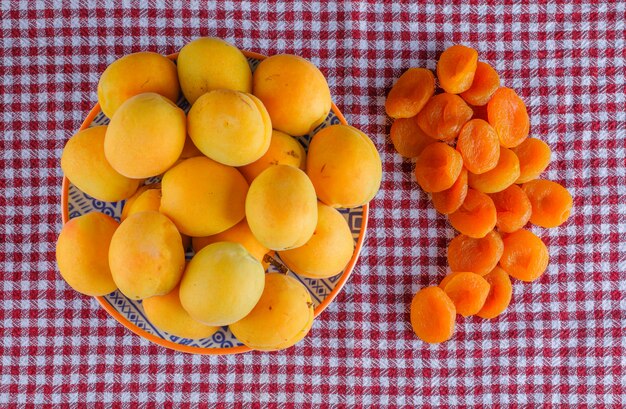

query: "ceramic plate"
xmin=61 ymin=50 xmax=368 ymax=354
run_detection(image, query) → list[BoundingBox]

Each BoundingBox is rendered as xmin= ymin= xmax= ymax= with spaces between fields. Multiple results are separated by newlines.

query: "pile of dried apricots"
xmin=386 ymin=45 xmax=573 ymax=344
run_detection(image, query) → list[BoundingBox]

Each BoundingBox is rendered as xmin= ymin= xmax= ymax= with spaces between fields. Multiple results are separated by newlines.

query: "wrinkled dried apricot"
xmin=447 ymin=231 xmax=504 ymax=276
xmin=416 ymin=93 xmax=473 ymax=141
xmin=456 ymin=119 xmax=500 ymax=174
xmin=468 ymin=147 xmax=520 ymax=193
xmin=410 ymin=286 xmax=456 ymax=344
xmin=438 ymin=271 xmax=465 ymax=290
xmin=431 ymin=168 xmax=468 ymax=214
xmin=487 ymin=87 xmax=529 ymax=148
xmin=414 ymin=142 xmax=464 ymax=193
xmin=499 ymin=229 xmax=549 ymax=282
xmin=476 ymin=266 xmax=512 ymax=319
xmin=436 ymin=45 xmax=478 ymax=94
xmin=385 ymin=68 xmax=436 ymax=119
xmin=448 ymin=189 xmax=497 ymax=238
xmin=512 ymin=138 xmax=552 ymax=183
xmin=460 ymin=61 xmax=500 ymax=106
xmin=489 ymin=185 xmax=532 ymax=233
xmin=522 ymin=179 xmax=573 ymax=228
xmin=390 ymin=116 xmax=436 ymax=158
xmin=441 ymin=272 xmax=490 ymax=317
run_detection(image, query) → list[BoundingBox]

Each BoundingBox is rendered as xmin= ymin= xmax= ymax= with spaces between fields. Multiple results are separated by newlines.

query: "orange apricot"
xmin=447 ymin=231 xmax=504 ymax=276
xmin=522 ymin=179 xmax=573 ymax=228
xmin=512 ymin=138 xmax=552 ymax=183
xmin=436 ymin=45 xmax=478 ymax=94
xmin=416 ymin=93 xmax=473 ymax=141
xmin=456 ymin=119 xmax=500 ymax=174
xmin=414 ymin=142 xmax=463 ymax=193
xmin=489 ymin=185 xmax=532 ymax=233
xmin=499 ymin=229 xmax=549 ymax=282
xmin=487 ymin=87 xmax=529 ymax=148
xmin=390 ymin=117 xmax=437 ymax=158
xmin=476 ymin=266 xmax=512 ymax=319
xmin=431 ymin=168 xmax=468 ymax=214
xmin=460 ymin=61 xmax=501 ymax=106
xmin=410 ymin=286 xmax=456 ymax=344
xmin=438 ymin=271 xmax=466 ymax=290
xmin=448 ymin=189 xmax=497 ymax=238
xmin=385 ymin=68 xmax=436 ymax=119
xmin=441 ymin=272 xmax=490 ymax=317
xmin=468 ymin=147 xmax=520 ymax=193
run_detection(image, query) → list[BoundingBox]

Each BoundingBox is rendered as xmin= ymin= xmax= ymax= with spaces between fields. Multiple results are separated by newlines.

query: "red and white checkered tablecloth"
xmin=1 ymin=1 xmax=625 ymax=407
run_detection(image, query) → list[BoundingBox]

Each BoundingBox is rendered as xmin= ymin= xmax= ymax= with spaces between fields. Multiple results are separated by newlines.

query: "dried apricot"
xmin=390 ymin=116 xmax=436 ymax=158
xmin=499 ymin=229 xmax=549 ymax=282
xmin=431 ymin=168 xmax=468 ymax=214
xmin=448 ymin=189 xmax=497 ymax=238
xmin=456 ymin=119 xmax=500 ymax=174
xmin=410 ymin=286 xmax=456 ymax=344
xmin=487 ymin=87 xmax=529 ymax=148
xmin=476 ymin=267 xmax=512 ymax=319
xmin=438 ymin=271 xmax=465 ymax=290
xmin=489 ymin=185 xmax=532 ymax=233
xmin=414 ymin=142 xmax=463 ymax=193
xmin=385 ymin=68 xmax=436 ymax=119
xmin=460 ymin=61 xmax=500 ymax=106
xmin=441 ymin=272 xmax=490 ymax=317
xmin=436 ymin=45 xmax=478 ymax=94
xmin=512 ymin=138 xmax=552 ymax=183
xmin=447 ymin=231 xmax=504 ymax=276
xmin=468 ymin=147 xmax=520 ymax=193
xmin=416 ymin=93 xmax=473 ymax=141
xmin=522 ymin=179 xmax=573 ymax=228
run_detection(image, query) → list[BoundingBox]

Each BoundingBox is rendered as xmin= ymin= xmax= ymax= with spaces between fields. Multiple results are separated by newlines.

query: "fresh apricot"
xmin=306 ymin=125 xmax=382 ymax=208
xmin=456 ymin=119 xmax=500 ymax=174
xmin=97 ymin=52 xmax=180 ymax=118
xmin=441 ymin=272 xmax=490 ymax=317
xmin=56 ymin=212 xmax=119 ymax=296
xmin=512 ymin=138 xmax=552 ymax=183
xmin=460 ymin=61 xmax=500 ymax=106
xmin=61 ymin=126 xmax=140 ymax=202
xmin=436 ymin=45 xmax=478 ymax=94
xmin=522 ymin=179 xmax=573 ymax=228
xmin=476 ymin=267 xmax=512 ymax=319
xmin=252 ymin=54 xmax=331 ymax=136
xmin=447 ymin=231 xmax=504 ymax=276
xmin=414 ymin=142 xmax=464 ymax=193
xmin=468 ymin=147 xmax=520 ymax=193
xmin=448 ymin=189 xmax=497 ymax=238
xmin=489 ymin=185 xmax=532 ymax=233
xmin=410 ymin=286 xmax=456 ymax=344
xmin=487 ymin=87 xmax=529 ymax=148
xmin=499 ymin=229 xmax=549 ymax=282
xmin=416 ymin=93 xmax=473 ymax=141
xmin=238 ymin=130 xmax=306 ymax=183
xmin=431 ymin=168 xmax=468 ymax=214
xmin=389 ymin=117 xmax=436 ymax=158
xmin=385 ymin=68 xmax=435 ymax=119
xmin=177 ymin=37 xmax=252 ymax=105
xmin=109 ymin=211 xmax=185 ymax=300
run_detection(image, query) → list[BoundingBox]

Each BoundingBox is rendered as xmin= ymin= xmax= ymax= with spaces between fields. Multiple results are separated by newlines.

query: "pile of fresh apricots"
xmin=386 ymin=45 xmax=573 ymax=344
xmin=56 ymin=37 xmax=382 ymax=350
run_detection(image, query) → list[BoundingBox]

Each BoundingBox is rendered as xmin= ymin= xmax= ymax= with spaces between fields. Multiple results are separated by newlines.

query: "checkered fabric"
xmin=1 ymin=1 xmax=625 ymax=407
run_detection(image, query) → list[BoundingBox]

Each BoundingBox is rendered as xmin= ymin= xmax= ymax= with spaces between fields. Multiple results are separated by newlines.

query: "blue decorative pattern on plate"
xmin=66 ymin=55 xmax=364 ymax=351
